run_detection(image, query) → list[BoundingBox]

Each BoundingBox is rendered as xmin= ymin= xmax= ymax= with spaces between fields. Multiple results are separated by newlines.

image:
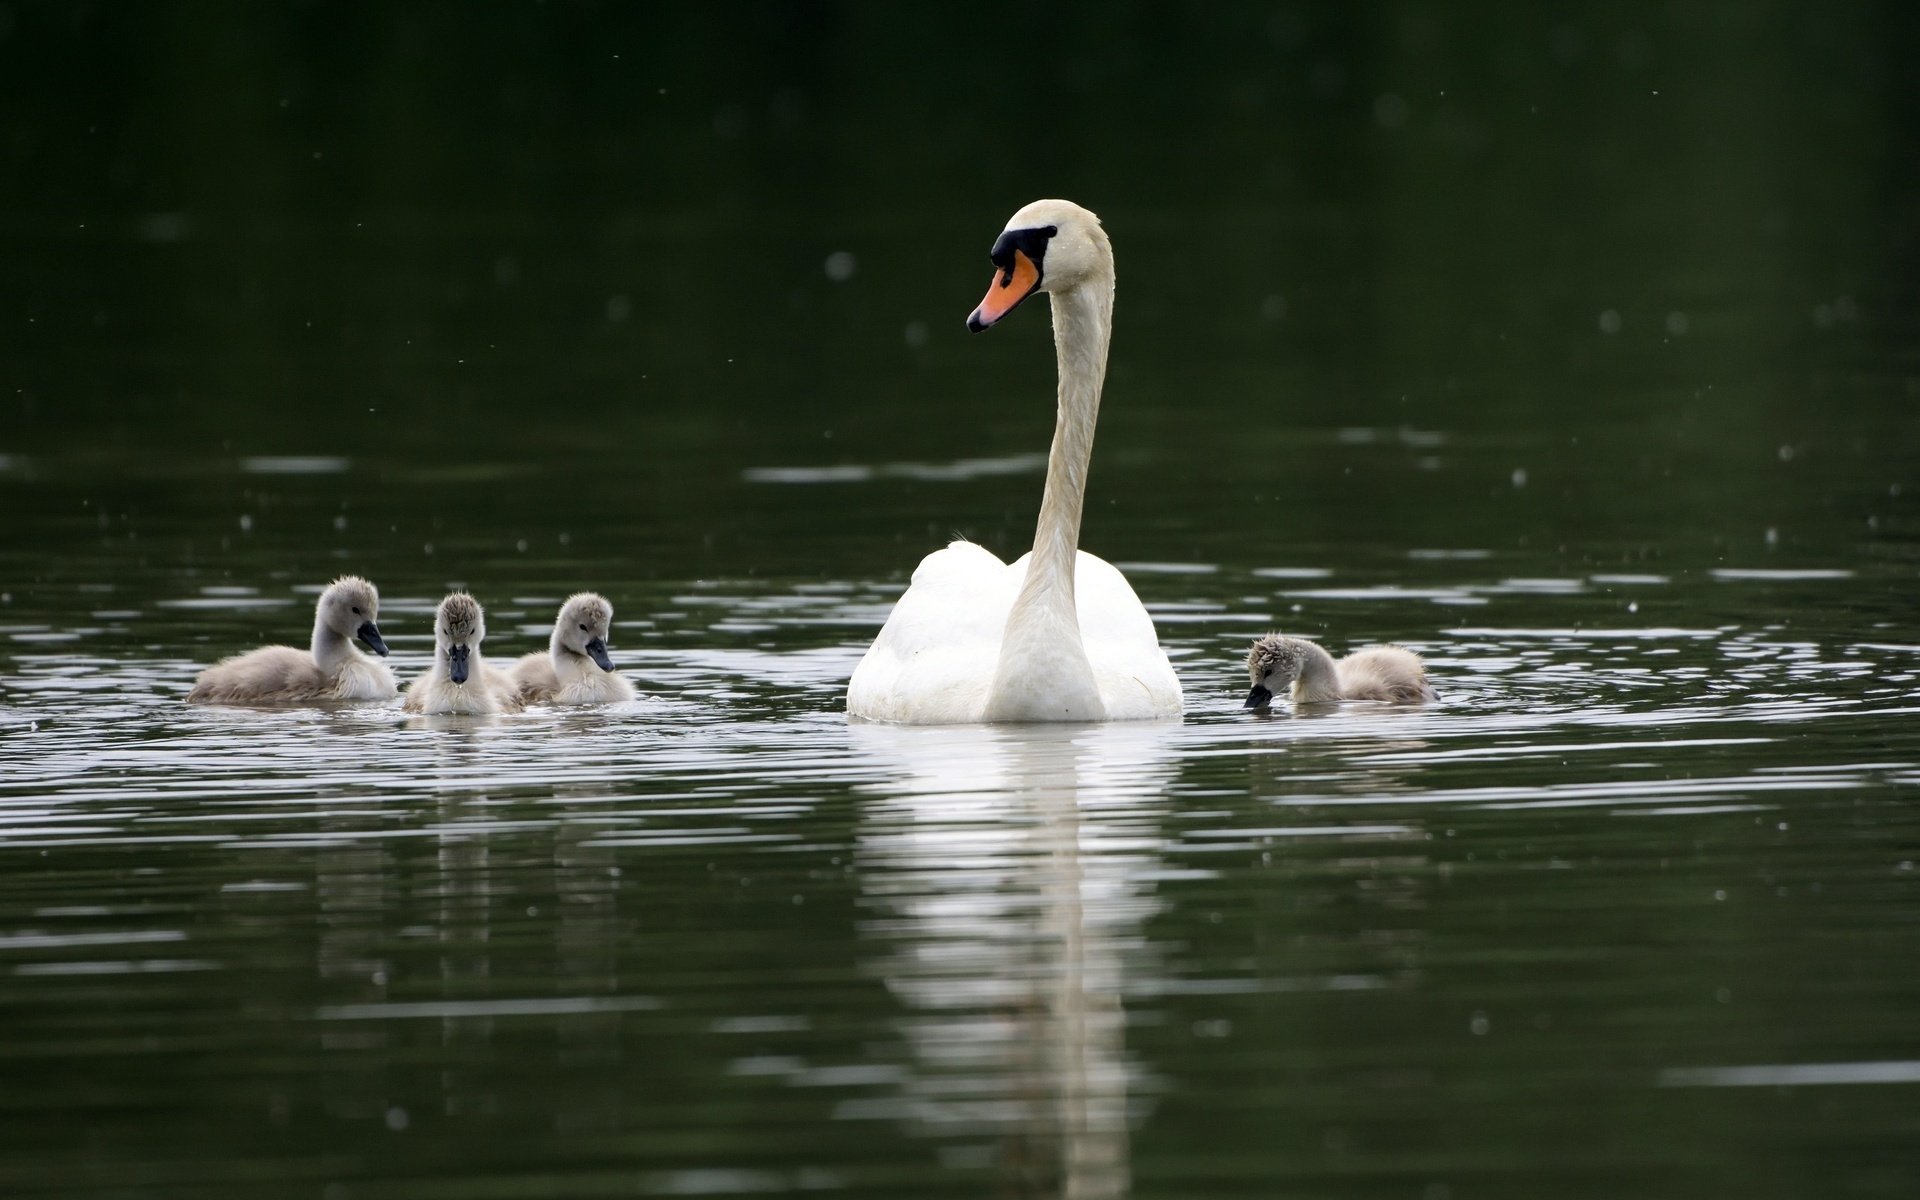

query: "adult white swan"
xmin=847 ymin=199 xmax=1183 ymax=724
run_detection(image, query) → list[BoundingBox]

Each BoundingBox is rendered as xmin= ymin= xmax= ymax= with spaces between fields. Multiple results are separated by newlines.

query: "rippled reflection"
xmin=851 ymin=723 xmax=1176 ymax=1197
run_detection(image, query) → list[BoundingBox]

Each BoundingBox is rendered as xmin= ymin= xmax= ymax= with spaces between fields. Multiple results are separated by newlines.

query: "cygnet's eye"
xmin=352 ymin=607 xmax=362 ymax=616
xmin=579 ymin=623 xmax=589 ymax=632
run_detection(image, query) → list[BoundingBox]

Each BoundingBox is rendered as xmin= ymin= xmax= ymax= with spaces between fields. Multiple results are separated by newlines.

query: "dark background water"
xmin=2 ymin=3 xmax=1918 ymax=1198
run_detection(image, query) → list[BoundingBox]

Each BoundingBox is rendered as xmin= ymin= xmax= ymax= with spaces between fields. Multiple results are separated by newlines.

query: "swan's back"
xmin=848 ymin=541 xmax=1016 ymax=724
xmin=1006 ymin=548 xmax=1181 ymax=721
xmin=1334 ymin=645 xmax=1435 ymax=704
xmin=847 ymin=539 xmax=1181 ymax=723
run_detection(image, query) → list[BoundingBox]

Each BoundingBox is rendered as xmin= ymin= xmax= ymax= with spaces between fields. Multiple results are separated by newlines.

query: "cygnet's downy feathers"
xmin=187 ymin=575 xmax=396 ymax=705
xmin=509 ymin=591 xmax=637 ymax=706
xmin=403 ymin=592 xmax=523 ymax=715
xmin=1244 ymin=634 xmax=1435 ymax=708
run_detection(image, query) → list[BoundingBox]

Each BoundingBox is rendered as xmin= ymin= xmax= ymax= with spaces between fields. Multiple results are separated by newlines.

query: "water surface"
xmin=3 ymin=4 xmax=1919 ymax=1197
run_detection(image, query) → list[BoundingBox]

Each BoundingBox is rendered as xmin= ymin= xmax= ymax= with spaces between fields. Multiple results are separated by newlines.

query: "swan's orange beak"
xmin=967 ymin=249 xmax=1041 ymax=332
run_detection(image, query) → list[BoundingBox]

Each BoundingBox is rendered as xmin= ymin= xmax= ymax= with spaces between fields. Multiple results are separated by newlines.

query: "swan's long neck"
xmin=311 ymin=618 xmax=356 ymax=672
xmin=986 ymin=263 xmax=1114 ymax=721
xmin=1028 ymin=282 xmax=1112 ymax=594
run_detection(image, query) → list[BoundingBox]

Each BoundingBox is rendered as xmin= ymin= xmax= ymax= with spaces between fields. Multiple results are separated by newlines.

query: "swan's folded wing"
xmin=847 ymin=540 xmax=1014 ymax=722
xmin=1069 ymin=551 xmax=1184 ymax=718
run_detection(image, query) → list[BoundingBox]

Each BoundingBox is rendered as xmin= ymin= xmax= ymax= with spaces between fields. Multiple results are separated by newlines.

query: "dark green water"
xmin=3 ymin=4 xmax=1919 ymax=1197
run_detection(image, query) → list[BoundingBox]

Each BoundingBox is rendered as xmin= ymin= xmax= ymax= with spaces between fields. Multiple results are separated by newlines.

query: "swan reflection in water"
xmin=849 ymin=721 xmax=1179 ymax=1198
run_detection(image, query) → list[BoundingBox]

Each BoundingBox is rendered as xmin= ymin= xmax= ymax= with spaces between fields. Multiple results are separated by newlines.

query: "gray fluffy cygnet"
xmin=1244 ymin=634 xmax=1435 ymax=709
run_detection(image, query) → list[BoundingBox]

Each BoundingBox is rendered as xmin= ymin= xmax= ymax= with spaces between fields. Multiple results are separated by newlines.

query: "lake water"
xmin=4 ymin=5 xmax=1919 ymax=1198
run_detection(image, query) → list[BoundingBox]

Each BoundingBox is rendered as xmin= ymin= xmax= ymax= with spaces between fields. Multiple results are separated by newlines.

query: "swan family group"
xmin=187 ymin=200 xmax=1433 ymax=720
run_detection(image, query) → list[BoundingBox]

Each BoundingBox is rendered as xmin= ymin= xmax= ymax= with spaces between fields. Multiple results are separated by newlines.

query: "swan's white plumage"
xmin=849 ymin=540 xmax=1179 ymax=724
xmin=847 ymin=198 xmax=1181 ymax=724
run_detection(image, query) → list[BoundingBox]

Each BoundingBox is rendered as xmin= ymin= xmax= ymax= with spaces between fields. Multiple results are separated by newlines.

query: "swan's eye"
xmin=579 ymin=623 xmax=589 ymax=632
xmin=352 ymin=607 xmax=362 ymax=615
xmin=989 ymin=225 xmax=1058 ymax=275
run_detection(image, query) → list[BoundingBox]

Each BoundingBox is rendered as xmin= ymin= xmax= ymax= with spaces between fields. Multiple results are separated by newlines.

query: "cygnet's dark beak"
xmin=447 ymin=643 xmax=471 ymax=685
xmin=356 ymin=621 xmax=389 ymax=657
xmin=1243 ymin=684 xmax=1274 ymax=710
xmin=584 ymin=637 xmax=615 ymax=672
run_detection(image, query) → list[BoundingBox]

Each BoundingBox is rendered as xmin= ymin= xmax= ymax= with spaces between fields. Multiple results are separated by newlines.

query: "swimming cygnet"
xmin=1244 ymin=634 xmax=1436 ymax=709
xmin=187 ymin=575 xmax=396 ymax=704
xmin=403 ymin=592 xmax=523 ymax=715
xmin=508 ymin=592 xmax=637 ymax=706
